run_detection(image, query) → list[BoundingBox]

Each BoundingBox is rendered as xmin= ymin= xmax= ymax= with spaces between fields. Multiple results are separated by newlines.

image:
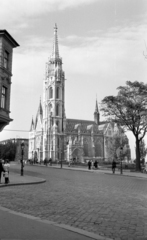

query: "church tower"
xmin=94 ymin=99 xmax=99 ymax=125
xmin=43 ymin=24 xmax=66 ymax=161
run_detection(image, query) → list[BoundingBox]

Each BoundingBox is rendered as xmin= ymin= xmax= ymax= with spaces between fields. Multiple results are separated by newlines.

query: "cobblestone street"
xmin=0 ymin=164 xmax=147 ymax=240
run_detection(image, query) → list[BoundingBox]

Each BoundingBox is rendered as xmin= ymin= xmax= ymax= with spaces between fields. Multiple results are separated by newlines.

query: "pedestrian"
xmin=112 ymin=159 xmax=116 ymax=174
xmin=94 ymin=160 xmax=98 ymax=169
xmin=44 ymin=158 xmax=47 ymax=166
xmin=88 ymin=160 xmax=91 ymax=170
xmin=0 ymin=159 xmax=5 ymax=184
xmin=73 ymin=157 xmax=75 ymax=166
xmin=4 ymin=160 xmax=10 ymax=184
xmin=49 ymin=158 xmax=52 ymax=166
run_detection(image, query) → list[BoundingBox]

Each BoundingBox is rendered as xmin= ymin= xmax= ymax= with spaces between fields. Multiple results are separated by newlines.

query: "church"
xmin=28 ymin=24 xmax=131 ymax=163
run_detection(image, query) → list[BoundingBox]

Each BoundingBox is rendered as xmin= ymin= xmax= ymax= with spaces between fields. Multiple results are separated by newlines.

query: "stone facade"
xmin=28 ymin=25 xmax=131 ymax=163
xmin=0 ymin=30 xmax=19 ymax=131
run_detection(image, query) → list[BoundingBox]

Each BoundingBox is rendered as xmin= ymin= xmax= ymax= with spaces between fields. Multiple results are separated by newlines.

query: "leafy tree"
xmin=0 ymin=141 xmax=17 ymax=161
xmin=105 ymin=133 xmax=130 ymax=161
xmin=139 ymin=140 xmax=147 ymax=162
xmin=101 ymin=81 xmax=147 ymax=171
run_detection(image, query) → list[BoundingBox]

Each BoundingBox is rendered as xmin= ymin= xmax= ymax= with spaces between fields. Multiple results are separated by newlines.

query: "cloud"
xmin=12 ymin=18 xmax=147 ymax=93
xmin=0 ymin=0 xmax=97 ymax=28
xmin=61 ymin=29 xmax=145 ymax=78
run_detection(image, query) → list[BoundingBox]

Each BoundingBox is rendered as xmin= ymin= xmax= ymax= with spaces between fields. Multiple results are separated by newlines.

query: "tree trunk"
xmin=135 ymin=137 xmax=141 ymax=171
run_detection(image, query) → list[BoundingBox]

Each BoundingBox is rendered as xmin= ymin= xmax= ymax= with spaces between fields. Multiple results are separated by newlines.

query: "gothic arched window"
xmin=48 ymin=104 xmax=52 ymax=116
xmin=57 ymin=137 xmax=60 ymax=148
xmin=56 ymin=87 xmax=59 ymax=99
xmin=56 ymin=120 xmax=59 ymax=131
xmin=49 ymin=87 xmax=53 ymax=99
xmin=56 ymin=104 xmax=59 ymax=116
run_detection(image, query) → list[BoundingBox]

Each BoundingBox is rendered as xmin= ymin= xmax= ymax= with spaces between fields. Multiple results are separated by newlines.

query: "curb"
xmin=104 ymin=172 xmax=147 ymax=180
xmin=0 ymin=178 xmax=46 ymax=188
xmin=27 ymin=163 xmax=95 ymax=173
xmin=0 ymin=206 xmax=113 ymax=240
xmin=57 ymin=167 xmax=94 ymax=173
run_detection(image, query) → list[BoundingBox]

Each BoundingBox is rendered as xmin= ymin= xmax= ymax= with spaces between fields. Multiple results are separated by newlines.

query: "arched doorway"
xmin=72 ymin=148 xmax=82 ymax=163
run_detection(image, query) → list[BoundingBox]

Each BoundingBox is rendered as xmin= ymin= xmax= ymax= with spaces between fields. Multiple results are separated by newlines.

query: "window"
xmin=49 ymin=104 xmax=52 ymax=113
xmin=56 ymin=87 xmax=59 ymax=99
xmin=57 ymin=137 xmax=60 ymax=148
xmin=56 ymin=120 xmax=59 ymax=131
xmin=1 ymin=86 xmax=7 ymax=109
xmin=4 ymin=51 xmax=9 ymax=69
xmin=56 ymin=104 xmax=59 ymax=116
xmin=49 ymin=87 xmax=53 ymax=98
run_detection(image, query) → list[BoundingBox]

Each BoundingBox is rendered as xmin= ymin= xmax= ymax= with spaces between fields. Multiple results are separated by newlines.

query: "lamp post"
xmin=20 ymin=141 xmax=25 ymax=176
xmin=61 ymin=148 xmax=62 ymax=169
xmin=60 ymin=134 xmax=63 ymax=169
xmin=120 ymin=146 xmax=123 ymax=174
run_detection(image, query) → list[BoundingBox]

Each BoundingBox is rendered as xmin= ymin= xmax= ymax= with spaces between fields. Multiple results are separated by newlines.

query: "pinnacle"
xmin=51 ymin=23 xmax=59 ymax=59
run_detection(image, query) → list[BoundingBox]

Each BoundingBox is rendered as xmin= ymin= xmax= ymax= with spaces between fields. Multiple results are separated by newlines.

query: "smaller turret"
xmin=94 ymin=99 xmax=99 ymax=125
xmin=30 ymin=117 xmax=34 ymax=131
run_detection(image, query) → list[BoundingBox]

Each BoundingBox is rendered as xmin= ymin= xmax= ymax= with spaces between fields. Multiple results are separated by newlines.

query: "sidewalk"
xmin=0 ymin=171 xmax=46 ymax=187
xmin=46 ymin=164 xmax=147 ymax=179
xmin=0 ymin=205 xmax=111 ymax=240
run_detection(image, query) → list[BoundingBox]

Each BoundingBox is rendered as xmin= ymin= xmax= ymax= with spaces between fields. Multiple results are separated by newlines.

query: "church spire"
xmin=95 ymin=99 xmax=99 ymax=113
xmin=38 ymin=98 xmax=43 ymax=116
xmin=51 ymin=23 xmax=59 ymax=59
xmin=94 ymin=98 xmax=100 ymax=125
xmin=30 ymin=116 xmax=34 ymax=131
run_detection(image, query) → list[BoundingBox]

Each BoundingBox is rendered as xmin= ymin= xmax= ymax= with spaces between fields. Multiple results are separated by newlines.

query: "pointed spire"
xmin=51 ymin=23 xmax=59 ymax=59
xmin=30 ymin=116 xmax=34 ymax=131
xmin=38 ymin=98 xmax=43 ymax=116
xmin=95 ymin=98 xmax=99 ymax=113
xmin=94 ymin=97 xmax=100 ymax=125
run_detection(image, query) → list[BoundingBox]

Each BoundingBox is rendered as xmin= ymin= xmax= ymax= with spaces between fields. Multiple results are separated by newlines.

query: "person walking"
xmin=4 ymin=160 xmax=10 ymax=184
xmin=94 ymin=160 xmax=98 ymax=169
xmin=112 ymin=159 xmax=116 ymax=174
xmin=49 ymin=158 xmax=52 ymax=166
xmin=88 ymin=160 xmax=92 ymax=170
xmin=0 ymin=159 xmax=5 ymax=184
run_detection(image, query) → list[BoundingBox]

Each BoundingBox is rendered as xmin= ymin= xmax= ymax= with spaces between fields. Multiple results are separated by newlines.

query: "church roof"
xmin=66 ymin=118 xmax=100 ymax=134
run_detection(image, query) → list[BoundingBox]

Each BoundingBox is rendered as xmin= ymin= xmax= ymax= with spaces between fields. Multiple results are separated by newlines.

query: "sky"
xmin=0 ymin=0 xmax=147 ymax=159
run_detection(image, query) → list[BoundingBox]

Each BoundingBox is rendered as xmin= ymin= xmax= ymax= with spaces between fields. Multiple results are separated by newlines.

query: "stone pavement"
xmin=0 ymin=164 xmax=147 ymax=240
xmin=0 ymin=205 xmax=112 ymax=240
xmin=0 ymin=167 xmax=112 ymax=240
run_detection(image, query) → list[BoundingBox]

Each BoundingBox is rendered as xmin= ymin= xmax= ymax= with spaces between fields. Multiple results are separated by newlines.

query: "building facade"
xmin=0 ymin=30 xmax=19 ymax=131
xmin=28 ymin=25 xmax=131 ymax=163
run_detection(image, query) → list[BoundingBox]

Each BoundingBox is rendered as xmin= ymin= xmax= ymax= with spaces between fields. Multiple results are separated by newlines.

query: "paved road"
xmin=0 ymin=164 xmax=147 ymax=240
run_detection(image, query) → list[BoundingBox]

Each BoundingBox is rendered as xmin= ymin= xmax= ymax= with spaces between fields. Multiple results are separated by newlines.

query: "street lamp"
xmin=20 ymin=141 xmax=25 ymax=176
xmin=60 ymin=148 xmax=62 ymax=169
xmin=120 ymin=146 xmax=123 ymax=175
xmin=58 ymin=133 xmax=65 ymax=169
